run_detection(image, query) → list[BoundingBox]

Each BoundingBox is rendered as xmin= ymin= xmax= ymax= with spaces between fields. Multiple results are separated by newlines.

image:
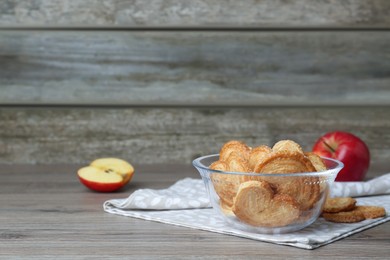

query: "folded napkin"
xmin=330 ymin=173 xmax=390 ymax=197
xmin=104 ymin=174 xmax=390 ymax=249
xmin=106 ymin=178 xmax=211 ymax=210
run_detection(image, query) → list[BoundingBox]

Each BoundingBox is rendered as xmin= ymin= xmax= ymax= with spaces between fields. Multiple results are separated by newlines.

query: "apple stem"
xmin=322 ymin=139 xmax=336 ymax=153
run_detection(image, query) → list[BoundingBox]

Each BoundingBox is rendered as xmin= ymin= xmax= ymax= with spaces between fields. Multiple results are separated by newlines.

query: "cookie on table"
xmin=323 ymin=197 xmax=357 ymax=213
xmin=322 ymin=209 xmax=365 ymax=223
xmin=355 ymin=205 xmax=386 ymax=219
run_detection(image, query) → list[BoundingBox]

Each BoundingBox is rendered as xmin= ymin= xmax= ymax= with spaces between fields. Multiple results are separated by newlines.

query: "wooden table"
xmin=1 ymin=164 xmax=389 ymax=259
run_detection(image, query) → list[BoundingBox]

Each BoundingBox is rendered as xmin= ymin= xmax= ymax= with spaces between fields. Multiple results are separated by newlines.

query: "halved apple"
xmin=77 ymin=158 xmax=134 ymax=192
xmin=90 ymin=158 xmax=134 ymax=185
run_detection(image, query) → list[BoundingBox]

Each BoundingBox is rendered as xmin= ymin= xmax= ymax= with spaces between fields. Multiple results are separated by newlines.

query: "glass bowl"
xmin=193 ymin=154 xmax=344 ymax=234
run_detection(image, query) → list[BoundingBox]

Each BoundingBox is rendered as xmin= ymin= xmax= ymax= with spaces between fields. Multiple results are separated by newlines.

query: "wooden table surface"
xmin=1 ymin=164 xmax=389 ymax=259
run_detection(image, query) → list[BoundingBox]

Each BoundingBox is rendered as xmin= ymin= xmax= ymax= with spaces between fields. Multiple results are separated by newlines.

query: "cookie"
xmin=210 ymin=160 xmax=241 ymax=207
xmin=322 ymin=210 xmax=366 ymax=223
xmin=219 ymin=199 xmax=235 ymax=216
xmin=272 ymin=140 xmax=304 ymax=154
xmin=305 ymin=152 xmax=327 ymax=172
xmin=253 ymin=151 xmax=319 ymax=211
xmin=323 ymin=197 xmax=357 ymax=213
xmin=209 ymin=160 xmax=228 ymax=172
xmin=219 ymin=140 xmax=251 ymax=162
xmin=355 ymin=205 xmax=386 ymax=219
xmin=209 ymin=156 xmax=249 ymax=207
xmin=225 ymin=153 xmax=251 ymax=173
xmin=254 ymin=151 xmax=316 ymax=174
xmin=233 ymin=181 xmax=300 ymax=227
xmin=248 ymin=145 xmax=272 ymax=171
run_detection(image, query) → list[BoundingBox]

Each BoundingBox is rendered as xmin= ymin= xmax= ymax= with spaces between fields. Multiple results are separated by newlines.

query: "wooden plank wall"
xmin=0 ymin=1 xmax=389 ymax=176
xmin=1 ymin=0 xmax=390 ymax=28
xmin=1 ymin=31 xmax=389 ymax=106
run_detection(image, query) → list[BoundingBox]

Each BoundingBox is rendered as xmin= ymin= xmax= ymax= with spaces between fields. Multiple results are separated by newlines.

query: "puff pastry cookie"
xmin=210 ymin=152 xmax=250 ymax=207
xmin=248 ymin=145 xmax=272 ymax=170
xmin=209 ymin=160 xmax=239 ymax=207
xmin=253 ymin=150 xmax=320 ymax=211
xmin=233 ymin=181 xmax=300 ymax=227
xmin=219 ymin=140 xmax=251 ymax=162
xmin=322 ymin=197 xmax=356 ymax=213
xmin=272 ymin=139 xmax=304 ymax=154
xmin=322 ymin=210 xmax=365 ymax=223
xmin=305 ymin=152 xmax=327 ymax=172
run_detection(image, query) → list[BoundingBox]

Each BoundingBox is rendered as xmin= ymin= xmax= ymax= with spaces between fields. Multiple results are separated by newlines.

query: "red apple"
xmin=312 ymin=131 xmax=370 ymax=181
xmin=77 ymin=158 xmax=134 ymax=192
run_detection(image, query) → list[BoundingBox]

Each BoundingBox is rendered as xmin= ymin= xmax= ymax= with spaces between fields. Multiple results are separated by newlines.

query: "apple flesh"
xmin=312 ymin=131 xmax=370 ymax=181
xmin=77 ymin=158 xmax=134 ymax=192
xmin=90 ymin=158 xmax=134 ymax=185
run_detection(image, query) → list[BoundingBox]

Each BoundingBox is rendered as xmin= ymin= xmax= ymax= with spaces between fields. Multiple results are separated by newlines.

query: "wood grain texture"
xmin=0 ymin=107 xmax=389 ymax=179
xmin=1 ymin=31 xmax=389 ymax=106
xmin=0 ymin=164 xmax=389 ymax=259
xmin=0 ymin=0 xmax=390 ymax=28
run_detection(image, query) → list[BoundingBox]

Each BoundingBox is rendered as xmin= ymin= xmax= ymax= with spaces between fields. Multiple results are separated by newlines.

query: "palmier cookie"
xmin=209 ymin=157 xmax=248 ymax=208
xmin=272 ymin=140 xmax=304 ymax=154
xmin=219 ymin=140 xmax=251 ymax=162
xmin=248 ymin=145 xmax=272 ymax=171
xmin=253 ymin=151 xmax=320 ymax=211
xmin=322 ymin=197 xmax=356 ymax=213
xmin=305 ymin=152 xmax=327 ymax=172
xmin=355 ymin=206 xmax=386 ymax=219
xmin=209 ymin=160 xmax=228 ymax=172
xmin=219 ymin=199 xmax=235 ymax=216
xmin=225 ymin=153 xmax=251 ymax=173
xmin=254 ymin=151 xmax=316 ymax=174
xmin=322 ymin=210 xmax=365 ymax=223
xmin=305 ymin=152 xmax=329 ymax=193
xmin=233 ymin=181 xmax=300 ymax=227
xmin=209 ymin=161 xmax=237 ymax=207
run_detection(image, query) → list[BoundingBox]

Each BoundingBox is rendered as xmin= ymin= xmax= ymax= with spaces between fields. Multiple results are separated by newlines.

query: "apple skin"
xmin=78 ymin=176 xmax=124 ymax=192
xmin=312 ymin=131 xmax=370 ymax=181
xmin=78 ymin=158 xmax=135 ymax=192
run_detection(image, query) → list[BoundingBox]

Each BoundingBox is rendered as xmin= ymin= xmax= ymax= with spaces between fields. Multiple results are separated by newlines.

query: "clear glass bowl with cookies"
xmin=193 ymin=140 xmax=344 ymax=234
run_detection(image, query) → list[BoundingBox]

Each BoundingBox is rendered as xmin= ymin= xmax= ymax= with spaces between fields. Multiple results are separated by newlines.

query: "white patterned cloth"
xmin=103 ymin=174 xmax=390 ymax=249
xmin=105 ymin=178 xmax=210 ymax=210
xmin=330 ymin=173 xmax=390 ymax=197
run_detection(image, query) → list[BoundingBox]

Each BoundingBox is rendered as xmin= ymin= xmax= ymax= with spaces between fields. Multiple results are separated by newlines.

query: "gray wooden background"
xmin=0 ymin=1 xmax=389 ymax=176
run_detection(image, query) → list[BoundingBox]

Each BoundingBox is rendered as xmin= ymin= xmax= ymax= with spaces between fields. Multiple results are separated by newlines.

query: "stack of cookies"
xmin=322 ymin=197 xmax=385 ymax=223
xmin=210 ymin=140 xmax=325 ymax=227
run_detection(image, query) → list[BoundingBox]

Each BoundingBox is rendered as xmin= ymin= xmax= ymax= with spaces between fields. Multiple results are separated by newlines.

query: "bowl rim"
xmin=192 ymin=153 xmax=344 ymax=177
